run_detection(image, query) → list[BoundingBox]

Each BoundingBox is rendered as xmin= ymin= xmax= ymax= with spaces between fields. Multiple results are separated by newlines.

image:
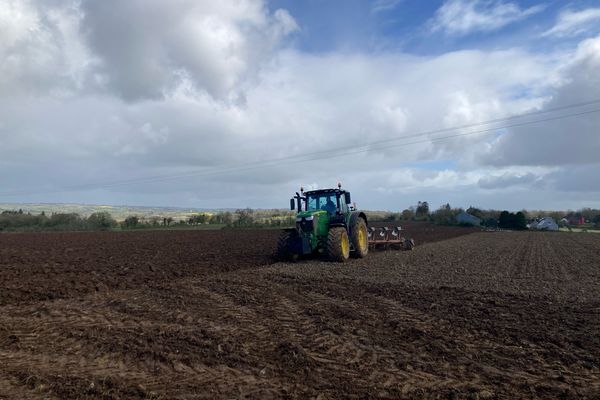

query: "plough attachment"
xmin=368 ymin=226 xmax=415 ymax=250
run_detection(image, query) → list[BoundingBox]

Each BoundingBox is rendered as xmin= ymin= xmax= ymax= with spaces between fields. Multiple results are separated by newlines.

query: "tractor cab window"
xmin=306 ymin=193 xmax=338 ymax=214
xmin=306 ymin=196 xmax=317 ymax=211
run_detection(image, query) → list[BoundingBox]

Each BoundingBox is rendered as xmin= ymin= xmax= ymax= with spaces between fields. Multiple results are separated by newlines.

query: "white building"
xmin=530 ymin=217 xmax=559 ymax=231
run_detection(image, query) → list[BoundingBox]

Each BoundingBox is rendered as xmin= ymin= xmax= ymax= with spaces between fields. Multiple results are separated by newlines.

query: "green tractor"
xmin=277 ymin=184 xmax=369 ymax=262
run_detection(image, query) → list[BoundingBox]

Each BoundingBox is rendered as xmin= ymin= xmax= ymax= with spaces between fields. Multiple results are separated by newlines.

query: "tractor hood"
xmin=296 ymin=210 xmax=327 ymax=220
xmin=295 ymin=209 xmax=328 ymax=237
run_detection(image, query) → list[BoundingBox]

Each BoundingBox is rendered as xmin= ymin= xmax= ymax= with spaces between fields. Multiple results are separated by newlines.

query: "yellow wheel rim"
xmin=341 ymin=232 xmax=349 ymax=257
xmin=358 ymin=225 xmax=367 ymax=251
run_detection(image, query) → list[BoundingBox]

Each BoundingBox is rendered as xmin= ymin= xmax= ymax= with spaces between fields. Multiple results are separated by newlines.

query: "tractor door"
xmin=338 ymin=195 xmax=349 ymax=214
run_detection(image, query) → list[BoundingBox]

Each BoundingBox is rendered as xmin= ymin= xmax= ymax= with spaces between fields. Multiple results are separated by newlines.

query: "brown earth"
xmin=1 ymin=226 xmax=599 ymax=399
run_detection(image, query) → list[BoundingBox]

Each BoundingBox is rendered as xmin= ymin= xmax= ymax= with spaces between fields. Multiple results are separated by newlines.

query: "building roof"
xmin=456 ymin=211 xmax=481 ymax=225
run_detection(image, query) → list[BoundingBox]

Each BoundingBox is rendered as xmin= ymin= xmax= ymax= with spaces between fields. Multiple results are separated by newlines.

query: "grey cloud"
xmin=478 ymin=172 xmax=541 ymax=189
xmin=546 ymin=164 xmax=600 ymax=192
xmin=480 ymin=35 xmax=600 ymax=168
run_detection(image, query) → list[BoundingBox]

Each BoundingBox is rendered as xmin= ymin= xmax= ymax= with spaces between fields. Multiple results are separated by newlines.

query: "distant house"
xmin=531 ymin=217 xmax=559 ymax=231
xmin=529 ymin=220 xmax=538 ymax=229
xmin=564 ymin=215 xmax=585 ymax=225
xmin=456 ymin=211 xmax=481 ymax=226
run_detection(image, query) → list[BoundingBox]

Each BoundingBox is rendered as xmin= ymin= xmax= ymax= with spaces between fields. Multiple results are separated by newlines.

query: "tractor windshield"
xmin=306 ymin=193 xmax=337 ymax=214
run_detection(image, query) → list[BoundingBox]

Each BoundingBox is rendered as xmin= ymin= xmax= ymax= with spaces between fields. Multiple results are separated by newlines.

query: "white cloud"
xmin=0 ymin=0 xmax=39 ymax=47
xmin=0 ymin=0 xmax=89 ymax=95
xmin=430 ymin=0 xmax=544 ymax=36
xmin=371 ymin=0 xmax=404 ymax=14
xmin=0 ymin=44 xmax=563 ymax=206
xmin=543 ymin=8 xmax=600 ymax=37
xmin=79 ymin=0 xmax=297 ymax=101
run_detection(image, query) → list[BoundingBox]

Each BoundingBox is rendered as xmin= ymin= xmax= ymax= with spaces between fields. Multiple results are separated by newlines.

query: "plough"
xmin=368 ymin=226 xmax=415 ymax=250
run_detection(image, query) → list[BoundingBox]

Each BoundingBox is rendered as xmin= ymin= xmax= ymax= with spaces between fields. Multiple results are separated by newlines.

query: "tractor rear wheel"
xmin=350 ymin=218 xmax=368 ymax=258
xmin=277 ymin=230 xmax=299 ymax=261
xmin=327 ymin=227 xmax=350 ymax=262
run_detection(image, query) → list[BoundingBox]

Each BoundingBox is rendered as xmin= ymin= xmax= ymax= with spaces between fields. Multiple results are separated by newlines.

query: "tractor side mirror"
xmin=290 ymin=198 xmax=295 ymax=211
xmin=344 ymin=192 xmax=351 ymax=205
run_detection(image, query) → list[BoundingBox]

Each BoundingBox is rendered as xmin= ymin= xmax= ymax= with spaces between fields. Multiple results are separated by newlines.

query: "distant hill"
xmin=0 ymin=203 xmax=226 ymax=222
xmin=0 ymin=202 xmax=400 ymax=223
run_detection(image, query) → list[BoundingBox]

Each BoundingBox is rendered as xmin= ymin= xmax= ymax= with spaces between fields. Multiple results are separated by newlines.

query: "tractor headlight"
xmin=296 ymin=215 xmax=315 ymax=233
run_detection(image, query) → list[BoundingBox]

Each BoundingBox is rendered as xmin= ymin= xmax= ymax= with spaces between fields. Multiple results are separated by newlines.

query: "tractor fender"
xmin=349 ymin=212 xmax=368 ymax=235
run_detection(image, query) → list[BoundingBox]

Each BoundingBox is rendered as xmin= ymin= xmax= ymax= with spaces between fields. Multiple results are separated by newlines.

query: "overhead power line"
xmin=1 ymin=100 xmax=600 ymax=198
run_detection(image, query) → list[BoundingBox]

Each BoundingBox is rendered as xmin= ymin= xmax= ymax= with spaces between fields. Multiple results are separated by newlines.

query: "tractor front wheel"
xmin=327 ymin=227 xmax=350 ymax=262
xmin=350 ymin=218 xmax=369 ymax=258
xmin=277 ymin=230 xmax=299 ymax=261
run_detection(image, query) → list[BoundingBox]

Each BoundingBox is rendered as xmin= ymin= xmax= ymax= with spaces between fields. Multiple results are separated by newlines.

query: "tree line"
xmin=371 ymin=201 xmax=600 ymax=229
xmin=0 ymin=210 xmax=117 ymax=231
xmin=0 ymin=208 xmax=296 ymax=231
xmin=3 ymin=205 xmax=599 ymax=232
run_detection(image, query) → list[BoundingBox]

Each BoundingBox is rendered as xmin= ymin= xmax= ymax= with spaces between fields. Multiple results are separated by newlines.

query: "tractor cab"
xmin=290 ymin=185 xmax=353 ymax=216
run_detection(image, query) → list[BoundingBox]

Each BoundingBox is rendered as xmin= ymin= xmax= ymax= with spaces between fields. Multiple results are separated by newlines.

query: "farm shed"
xmin=456 ymin=212 xmax=481 ymax=226
xmin=531 ymin=217 xmax=559 ymax=231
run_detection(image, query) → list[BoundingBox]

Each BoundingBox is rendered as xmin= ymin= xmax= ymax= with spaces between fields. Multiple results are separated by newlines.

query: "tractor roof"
xmin=304 ymin=188 xmax=347 ymax=196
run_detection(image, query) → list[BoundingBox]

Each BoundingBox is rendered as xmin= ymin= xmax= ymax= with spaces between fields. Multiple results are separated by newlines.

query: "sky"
xmin=0 ymin=0 xmax=599 ymax=211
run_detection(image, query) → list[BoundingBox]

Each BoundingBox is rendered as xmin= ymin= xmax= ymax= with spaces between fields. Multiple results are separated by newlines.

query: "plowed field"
xmin=1 ymin=227 xmax=599 ymax=399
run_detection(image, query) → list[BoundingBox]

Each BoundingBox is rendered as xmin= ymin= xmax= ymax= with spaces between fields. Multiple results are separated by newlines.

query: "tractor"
xmin=276 ymin=184 xmax=369 ymax=262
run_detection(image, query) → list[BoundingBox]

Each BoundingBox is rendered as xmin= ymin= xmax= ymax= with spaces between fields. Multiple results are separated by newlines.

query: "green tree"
xmin=592 ymin=214 xmax=600 ymax=228
xmin=123 ymin=216 xmax=139 ymax=228
xmin=222 ymin=211 xmax=233 ymax=225
xmin=498 ymin=211 xmax=511 ymax=229
xmin=401 ymin=208 xmax=415 ymax=221
xmin=385 ymin=212 xmax=400 ymax=221
xmin=483 ymin=217 xmax=498 ymax=228
xmin=48 ymin=213 xmax=83 ymax=229
xmin=416 ymin=201 xmax=430 ymax=219
xmin=514 ymin=211 xmax=527 ymax=230
xmin=190 ymin=213 xmax=209 ymax=225
xmin=87 ymin=212 xmax=117 ymax=230
xmin=432 ymin=204 xmax=455 ymax=226
xmin=234 ymin=208 xmax=254 ymax=227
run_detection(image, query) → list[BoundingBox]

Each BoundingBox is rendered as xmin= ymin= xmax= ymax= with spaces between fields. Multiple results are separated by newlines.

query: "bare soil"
xmin=1 ymin=227 xmax=599 ymax=399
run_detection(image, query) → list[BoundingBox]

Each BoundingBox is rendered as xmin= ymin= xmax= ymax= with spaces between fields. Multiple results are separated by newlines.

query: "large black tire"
xmin=326 ymin=227 xmax=350 ymax=262
xmin=277 ymin=230 xmax=299 ymax=261
xmin=350 ymin=218 xmax=368 ymax=258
